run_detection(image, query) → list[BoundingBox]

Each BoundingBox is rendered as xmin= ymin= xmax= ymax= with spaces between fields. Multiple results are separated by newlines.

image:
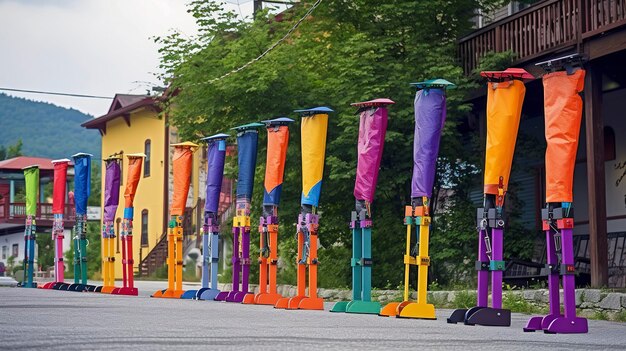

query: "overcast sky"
xmin=0 ymin=0 xmax=281 ymax=117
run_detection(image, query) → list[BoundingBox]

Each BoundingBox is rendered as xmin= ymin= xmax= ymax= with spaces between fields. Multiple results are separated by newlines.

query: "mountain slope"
xmin=0 ymin=93 xmax=101 ymax=159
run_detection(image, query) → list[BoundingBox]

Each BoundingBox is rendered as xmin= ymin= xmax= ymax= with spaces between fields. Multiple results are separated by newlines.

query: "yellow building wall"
xmin=100 ymin=108 xmax=166 ymax=276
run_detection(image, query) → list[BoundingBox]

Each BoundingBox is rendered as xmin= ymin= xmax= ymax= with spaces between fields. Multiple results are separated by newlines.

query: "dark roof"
xmin=81 ymin=94 xmax=159 ymax=131
xmin=0 ymin=156 xmax=56 ymax=171
xmin=0 ymin=223 xmax=24 ymax=235
xmin=107 ymin=94 xmax=148 ymax=113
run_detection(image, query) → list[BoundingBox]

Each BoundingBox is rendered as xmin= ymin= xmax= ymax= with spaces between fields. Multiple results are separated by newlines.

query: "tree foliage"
xmin=0 ymin=138 xmax=23 ymax=161
xmin=156 ymin=0 xmax=530 ymax=288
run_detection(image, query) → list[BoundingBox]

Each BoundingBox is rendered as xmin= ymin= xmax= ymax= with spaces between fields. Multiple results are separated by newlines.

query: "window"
xmin=12 ymin=244 xmax=18 ymax=258
xmin=2 ymin=246 xmax=7 ymax=259
xmin=144 ymin=139 xmax=151 ymax=177
xmin=141 ymin=209 xmax=149 ymax=247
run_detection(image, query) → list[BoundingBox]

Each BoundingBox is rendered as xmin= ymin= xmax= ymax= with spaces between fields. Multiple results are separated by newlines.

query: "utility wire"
xmin=0 ymin=87 xmax=113 ymax=100
xmin=191 ymin=0 xmax=323 ymax=86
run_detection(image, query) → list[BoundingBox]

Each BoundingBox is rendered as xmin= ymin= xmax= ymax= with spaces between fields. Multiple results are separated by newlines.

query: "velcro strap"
xmin=404 ymin=216 xmax=414 ymax=225
xmin=361 ymin=220 xmax=372 ymax=228
xmin=490 ymin=260 xmax=505 ymax=271
xmin=475 ymin=260 xmax=489 ymax=271
xmin=417 ymin=216 xmax=431 ymax=226
xmin=560 ymin=264 xmax=576 ymax=275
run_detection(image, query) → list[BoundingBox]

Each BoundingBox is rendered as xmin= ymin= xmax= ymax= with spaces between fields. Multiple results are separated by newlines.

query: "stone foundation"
xmin=217 ymin=283 xmax=626 ymax=321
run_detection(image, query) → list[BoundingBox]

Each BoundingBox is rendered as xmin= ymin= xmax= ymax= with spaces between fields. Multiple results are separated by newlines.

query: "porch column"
xmin=39 ymin=182 xmax=45 ymax=203
xmin=9 ymin=179 xmax=15 ymax=216
xmin=584 ymin=63 xmax=609 ymax=287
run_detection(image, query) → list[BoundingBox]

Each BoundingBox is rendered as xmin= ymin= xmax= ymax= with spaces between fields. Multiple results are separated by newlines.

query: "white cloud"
xmin=0 ymin=0 xmax=265 ymax=116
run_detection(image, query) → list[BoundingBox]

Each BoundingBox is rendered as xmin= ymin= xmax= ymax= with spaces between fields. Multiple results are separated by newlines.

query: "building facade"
xmin=82 ymin=94 xmax=232 ymax=277
xmin=459 ymin=0 xmax=626 ymax=287
xmin=0 ymin=156 xmax=74 ymax=272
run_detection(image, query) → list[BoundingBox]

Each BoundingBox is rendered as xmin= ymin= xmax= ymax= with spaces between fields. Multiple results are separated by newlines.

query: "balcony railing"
xmin=0 ymin=202 xmax=76 ymax=224
xmin=459 ymin=0 xmax=626 ymax=73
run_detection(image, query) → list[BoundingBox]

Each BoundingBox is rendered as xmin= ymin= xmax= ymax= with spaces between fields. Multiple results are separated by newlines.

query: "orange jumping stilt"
xmin=152 ymin=142 xmax=198 ymax=299
xmin=242 ymin=117 xmax=293 ymax=305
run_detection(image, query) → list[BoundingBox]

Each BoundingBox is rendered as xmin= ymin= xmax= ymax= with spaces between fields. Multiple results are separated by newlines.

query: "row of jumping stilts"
xmin=20 ymin=152 xmax=145 ymax=295
xmin=22 ymin=54 xmax=589 ymax=334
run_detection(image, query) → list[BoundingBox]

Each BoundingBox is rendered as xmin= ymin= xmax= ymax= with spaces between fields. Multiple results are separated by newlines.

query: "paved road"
xmin=1 ymin=284 xmax=625 ymax=350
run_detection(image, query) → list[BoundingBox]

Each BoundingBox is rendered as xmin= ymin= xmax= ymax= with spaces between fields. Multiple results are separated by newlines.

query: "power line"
xmin=192 ymin=0 xmax=323 ymax=86
xmin=0 ymin=87 xmax=113 ymax=100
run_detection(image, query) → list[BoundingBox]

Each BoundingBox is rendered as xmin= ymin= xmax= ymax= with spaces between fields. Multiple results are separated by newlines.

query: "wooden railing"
xmin=459 ymin=0 xmax=626 ymax=73
xmin=0 ymin=202 xmax=75 ymax=222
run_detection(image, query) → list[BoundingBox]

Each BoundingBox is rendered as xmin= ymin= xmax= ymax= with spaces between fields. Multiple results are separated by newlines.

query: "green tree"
xmin=63 ymin=222 xmax=101 ymax=280
xmin=36 ymin=232 xmax=55 ymax=271
xmin=156 ymin=0 xmax=525 ymax=289
xmin=88 ymin=162 xmax=101 ymax=207
xmin=0 ymin=138 xmax=23 ymax=160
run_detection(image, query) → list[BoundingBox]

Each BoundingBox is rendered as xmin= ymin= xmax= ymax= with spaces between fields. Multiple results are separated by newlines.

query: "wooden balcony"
xmin=0 ymin=202 xmax=76 ymax=228
xmin=459 ymin=0 xmax=626 ymax=73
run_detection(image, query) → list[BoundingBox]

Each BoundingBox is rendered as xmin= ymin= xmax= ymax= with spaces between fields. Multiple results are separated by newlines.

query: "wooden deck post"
xmin=584 ymin=63 xmax=609 ymax=287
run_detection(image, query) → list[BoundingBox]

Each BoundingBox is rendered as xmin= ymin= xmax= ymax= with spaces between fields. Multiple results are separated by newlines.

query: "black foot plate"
xmin=466 ymin=307 xmax=511 ymax=327
xmin=447 ymin=308 xmax=468 ymax=324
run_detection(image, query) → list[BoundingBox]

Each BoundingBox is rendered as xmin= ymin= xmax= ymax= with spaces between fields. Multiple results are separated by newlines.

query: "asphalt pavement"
xmin=1 ymin=282 xmax=625 ymax=350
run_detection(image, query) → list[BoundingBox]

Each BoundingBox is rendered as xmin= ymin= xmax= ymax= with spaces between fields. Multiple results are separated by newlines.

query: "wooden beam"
xmin=586 ymin=28 xmax=626 ymax=60
xmin=122 ymin=113 xmax=131 ymax=127
xmin=584 ymin=63 xmax=609 ymax=287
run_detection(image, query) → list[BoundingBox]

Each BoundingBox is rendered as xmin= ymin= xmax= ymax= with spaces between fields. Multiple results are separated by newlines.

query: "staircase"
xmin=140 ymin=233 xmax=168 ymax=277
xmin=139 ymin=177 xmax=235 ymax=277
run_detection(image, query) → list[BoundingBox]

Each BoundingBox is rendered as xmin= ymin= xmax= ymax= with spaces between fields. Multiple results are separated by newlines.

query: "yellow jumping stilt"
xmin=380 ymin=79 xmax=453 ymax=319
xmin=380 ymin=199 xmax=435 ymax=319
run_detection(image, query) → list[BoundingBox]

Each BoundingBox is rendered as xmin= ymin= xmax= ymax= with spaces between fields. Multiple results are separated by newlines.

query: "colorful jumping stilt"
xmin=330 ymin=99 xmax=393 ymax=314
xmin=69 ymin=153 xmax=94 ymax=292
xmin=275 ymin=107 xmax=332 ymax=311
xmin=180 ymin=134 xmax=229 ymax=300
xmin=20 ymin=165 xmax=39 ymax=288
xmin=98 ymin=154 xmax=122 ymax=293
xmin=42 ymin=159 xmax=70 ymax=290
xmin=111 ymin=153 xmax=146 ymax=296
xmin=243 ymin=117 xmax=294 ymax=305
xmin=215 ymin=123 xmax=263 ymax=303
xmin=152 ymin=142 xmax=198 ymax=298
xmin=448 ymin=68 xmax=532 ymax=327
xmin=524 ymin=54 xmax=588 ymax=334
xmin=379 ymin=79 xmax=455 ymax=319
